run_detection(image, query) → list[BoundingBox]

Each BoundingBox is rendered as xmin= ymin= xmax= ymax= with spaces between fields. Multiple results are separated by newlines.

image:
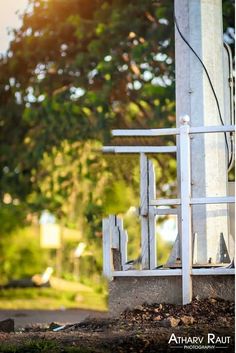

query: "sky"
xmin=0 ymin=0 xmax=29 ymax=54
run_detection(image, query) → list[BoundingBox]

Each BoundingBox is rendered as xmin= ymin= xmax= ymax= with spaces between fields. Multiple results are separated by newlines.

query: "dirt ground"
xmin=0 ymin=308 xmax=107 ymax=328
xmin=0 ymin=298 xmax=234 ymax=353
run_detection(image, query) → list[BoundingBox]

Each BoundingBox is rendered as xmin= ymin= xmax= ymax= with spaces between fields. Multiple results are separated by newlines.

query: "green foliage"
xmin=0 ymin=0 xmax=175 ymax=210
xmin=0 ymin=204 xmax=27 ymax=234
xmin=0 ymin=286 xmax=107 ymax=310
xmin=156 ymin=235 xmax=172 ymax=266
xmin=0 ymin=340 xmax=59 ymax=353
xmin=123 ymin=213 xmax=141 ymax=261
xmin=0 ymin=341 xmax=94 ymax=353
xmin=0 ymin=227 xmax=48 ymax=283
xmin=223 ymin=0 xmax=235 ymax=44
xmin=0 ymin=0 xmax=234 ymax=284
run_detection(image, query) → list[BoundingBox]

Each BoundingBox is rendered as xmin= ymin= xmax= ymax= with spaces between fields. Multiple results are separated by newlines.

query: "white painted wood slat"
xmin=112 ymin=128 xmax=179 ymax=136
xmin=113 ymin=269 xmax=182 ymax=276
xmin=148 ymin=160 xmax=157 ymax=269
xmin=180 ymin=122 xmax=192 ymax=305
xmin=120 ymin=230 xmax=128 ymax=270
xmin=150 ymin=198 xmax=180 ymax=206
xmin=110 ymin=125 xmax=234 ymax=137
xmin=102 ymin=218 xmax=112 ymax=279
xmin=190 ymin=125 xmax=235 ymax=134
xmin=192 ymin=268 xmax=235 ymax=275
xmin=102 ymin=146 xmax=177 ymax=154
xmin=112 ymin=268 xmax=234 ymax=277
xmin=154 ymin=208 xmax=179 ymax=215
xmin=109 ymin=215 xmax=119 ymax=250
xmin=190 ymin=196 xmax=235 ymax=204
xmin=140 ymin=153 xmax=149 ymax=269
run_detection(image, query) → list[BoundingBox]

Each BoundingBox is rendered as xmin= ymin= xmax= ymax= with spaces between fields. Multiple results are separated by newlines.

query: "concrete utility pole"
xmin=175 ymin=0 xmax=229 ymax=263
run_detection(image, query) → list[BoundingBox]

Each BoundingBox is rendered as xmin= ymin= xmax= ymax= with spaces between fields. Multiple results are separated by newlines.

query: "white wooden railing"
xmin=102 ymin=118 xmax=235 ymax=304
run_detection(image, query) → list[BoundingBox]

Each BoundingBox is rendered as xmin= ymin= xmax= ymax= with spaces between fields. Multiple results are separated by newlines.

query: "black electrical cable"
xmin=228 ymin=134 xmax=234 ymax=168
xmin=174 ymin=15 xmax=230 ymax=166
xmin=223 ymin=42 xmax=235 ymax=170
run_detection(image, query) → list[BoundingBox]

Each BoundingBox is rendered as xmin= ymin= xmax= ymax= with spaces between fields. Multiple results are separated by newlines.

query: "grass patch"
xmin=0 ymin=340 xmax=59 ymax=353
xmin=0 ymin=286 xmax=107 ymax=311
xmin=63 ymin=348 xmax=95 ymax=353
xmin=0 ymin=340 xmax=95 ymax=353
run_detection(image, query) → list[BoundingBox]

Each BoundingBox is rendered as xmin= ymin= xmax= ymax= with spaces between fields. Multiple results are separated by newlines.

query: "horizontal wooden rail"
xmin=112 ymin=128 xmax=179 ymax=137
xmin=112 ymin=268 xmax=235 ymax=277
xmin=151 ymin=196 xmax=235 ymax=206
xmin=191 ymin=268 xmax=235 ymax=275
xmin=150 ymin=198 xmax=180 ymax=206
xmin=154 ymin=208 xmax=179 ymax=215
xmin=111 ymin=125 xmax=234 ymax=137
xmin=102 ymin=146 xmax=176 ymax=154
xmin=112 ymin=269 xmax=182 ymax=276
xmin=190 ymin=125 xmax=235 ymax=134
xmin=190 ymin=196 xmax=235 ymax=204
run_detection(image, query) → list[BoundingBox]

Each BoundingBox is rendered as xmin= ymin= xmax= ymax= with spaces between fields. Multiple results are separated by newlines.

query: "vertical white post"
xmin=116 ymin=217 xmax=128 ymax=270
xmin=148 ymin=160 xmax=157 ymax=269
xmin=120 ymin=230 xmax=128 ymax=270
xmin=116 ymin=217 xmax=123 ymax=249
xmin=102 ymin=217 xmax=112 ymax=279
xmin=109 ymin=215 xmax=119 ymax=250
xmin=193 ymin=232 xmax=198 ymax=264
xmin=180 ymin=117 xmax=192 ymax=305
xmin=140 ymin=153 xmax=149 ymax=269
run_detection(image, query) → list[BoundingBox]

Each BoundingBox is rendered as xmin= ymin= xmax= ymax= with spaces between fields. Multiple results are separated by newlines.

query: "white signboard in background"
xmin=74 ymin=242 xmax=86 ymax=258
xmin=40 ymin=223 xmax=61 ymax=249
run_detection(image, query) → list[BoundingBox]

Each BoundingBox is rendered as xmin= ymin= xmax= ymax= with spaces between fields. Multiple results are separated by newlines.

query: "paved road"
xmin=0 ymin=309 xmax=107 ymax=328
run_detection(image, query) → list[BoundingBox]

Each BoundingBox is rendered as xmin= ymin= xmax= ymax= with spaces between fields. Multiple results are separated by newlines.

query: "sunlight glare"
xmin=0 ymin=0 xmax=29 ymax=53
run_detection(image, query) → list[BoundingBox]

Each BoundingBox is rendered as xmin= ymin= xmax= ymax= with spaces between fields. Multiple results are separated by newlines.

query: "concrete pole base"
xmin=109 ymin=276 xmax=235 ymax=315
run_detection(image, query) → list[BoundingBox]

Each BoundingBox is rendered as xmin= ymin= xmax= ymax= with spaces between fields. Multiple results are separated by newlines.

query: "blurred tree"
xmin=0 ymin=0 xmax=234 ymax=278
xmin=0 ymin=227 xmax=48 ymax=283
xmin=0 ymin=0 xmax=175 ymax=224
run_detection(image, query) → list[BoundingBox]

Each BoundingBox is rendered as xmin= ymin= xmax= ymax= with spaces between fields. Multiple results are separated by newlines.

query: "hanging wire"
xmin=223 ymin=42 xmax=235 ymax=172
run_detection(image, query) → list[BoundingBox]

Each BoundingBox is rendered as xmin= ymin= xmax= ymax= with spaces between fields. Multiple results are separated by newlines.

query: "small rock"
xmin=154 ymin=308 xmax=159 ymax=313
xmin=167 ymin=317 xmax=180 ymax=327
xmin=218 ymin=317 xmax=228 ymax=323
xmin=158 ymin=319 xmax=171 ymax=328
xmin=0 ymin=319 xmax=14 ymax=332
xmin=210 ymin=298 xmax=217 ymax=304
xmin=153 ymin=315 xmax=162 ymax=321
xmin=135 ymin=305 xmax=144 ymax=311
xmin=180 ymin=315 xmax=195 ymax=325
xmin=49 ymin=322 xmax=61 ymax=331
xmin=159 ymin=304 xmax=163 ymax=310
